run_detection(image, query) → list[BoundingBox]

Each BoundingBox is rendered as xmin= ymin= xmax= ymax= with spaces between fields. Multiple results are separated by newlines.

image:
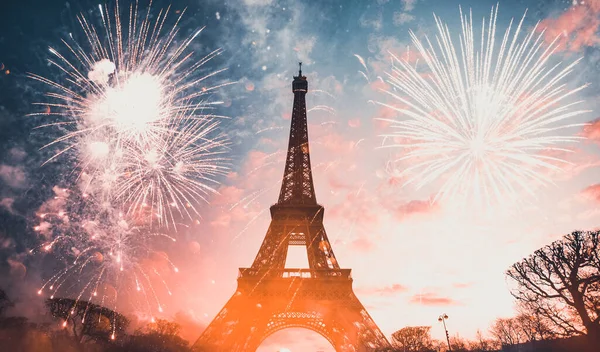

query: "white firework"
xmin=378 ymin=5 xmax=589 ymax=206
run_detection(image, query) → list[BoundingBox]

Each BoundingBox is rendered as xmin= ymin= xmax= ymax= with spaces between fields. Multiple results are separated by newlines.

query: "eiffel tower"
xmin=193 ymin=64 xmax=391 ymax=352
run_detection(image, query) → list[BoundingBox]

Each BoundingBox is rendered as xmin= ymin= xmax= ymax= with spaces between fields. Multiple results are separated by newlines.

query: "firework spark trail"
xmin=28 ymin=0 xmax=232 ymax=228
xmin=34 ymin=203 xmax=178 ymax=322
xmin=377 ymin=5 xmax=590 ymax=206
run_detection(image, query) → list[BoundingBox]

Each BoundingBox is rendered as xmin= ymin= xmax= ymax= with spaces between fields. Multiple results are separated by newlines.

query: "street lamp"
xmin=438 ymin=314 xmax=451 ymax=351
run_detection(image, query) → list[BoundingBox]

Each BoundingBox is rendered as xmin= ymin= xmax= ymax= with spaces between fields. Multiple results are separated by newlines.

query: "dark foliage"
xmin=114 ymin=319 xmax=190 ymax=352
xmin=46 ymin=297 xmax=129 ymax=344
xmin=0 ymin=288 xmax=12 ymax=316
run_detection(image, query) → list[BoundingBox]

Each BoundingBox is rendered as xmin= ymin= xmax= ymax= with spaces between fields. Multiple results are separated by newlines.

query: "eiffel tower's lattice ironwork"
xmin=193 ymin=64 xmax=391 ymax=352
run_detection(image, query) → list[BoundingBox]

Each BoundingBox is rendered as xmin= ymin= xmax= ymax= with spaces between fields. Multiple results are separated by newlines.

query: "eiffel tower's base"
xmin=192 ymin=269 xmax=392 ymax=352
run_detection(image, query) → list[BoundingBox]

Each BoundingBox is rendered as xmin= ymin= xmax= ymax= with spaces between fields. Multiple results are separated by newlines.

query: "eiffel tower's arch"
xmin=192 ymin=66 xmax=391 ymax=352
xmin=251 ymin=312 xmax=337 ymax=351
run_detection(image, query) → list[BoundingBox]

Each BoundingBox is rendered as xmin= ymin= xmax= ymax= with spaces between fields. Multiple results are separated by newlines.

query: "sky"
xmin=1 ymin=0 xmax=600 ymax=351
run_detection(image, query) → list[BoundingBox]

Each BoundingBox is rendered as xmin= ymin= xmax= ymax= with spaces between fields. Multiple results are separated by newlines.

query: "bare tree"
xmin=506 ymin=230 xmax=600 ymax=342
xmin=514 ymin=304 xmax=556 ymax=342
xmin=391 ymin=326 xmax=434 ymax=352
xmin=144 ymin=319 xmax=181 ymax=337
xmin=46 ymin=297 xmax=129 ymax=344
xmin=471 ymin=329 xmax=500 ymax=351
xmin=124 ymin=319 xmax=189 ymax=352
xmin=489 ymin=317 xmax=524 ymax=347
xmin=448 ymin=334 xmax=469 ymax=351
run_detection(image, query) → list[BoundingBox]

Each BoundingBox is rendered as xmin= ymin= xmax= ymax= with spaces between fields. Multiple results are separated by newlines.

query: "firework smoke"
xmin=378 ymin=6 xmax=589 ymax=207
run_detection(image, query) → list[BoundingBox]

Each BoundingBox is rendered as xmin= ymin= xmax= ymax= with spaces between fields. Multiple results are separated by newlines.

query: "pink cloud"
xmin=373 ymin=107 xmax=396 ymax=130
xmin=243 ymin=150 xmax=270 ymax=174
xmin=388 ymin=198 xmax=439 ymax=221
xmin=348 ymin=236 xmax=375 ymax=252
xmin=210 ymin=206 xmax=256 ymax=228
xmin=370 ymin=79 xmax=391 ymax=92
xmin=537 ymin=147 xmax=600 ymax=181
xmin=582 ymin=118 xmax=600 ymax=142
xmin=581 ymin=183 xmax=600 ymax=202
xmin=212 ymin=185 xmax=245 ymax=206
xmin=539 ymin=2 xmax=600 ymax=52
xmin=329 ymin=192 xmax=380 ymax=227
xmin=317 ymin=132 xmax=355 ymax=155
xmin=356 ymin=283 xmax=409 ymax=296
xmin=348 ymin=118 xmax=361 ymax=128
xmin=327 ymin=175 xmax=352 ymax=193
xmin=239 ymin=149 xmax=282 ymax=189
xmin=410 ymin=292 xmax=458 ymax=306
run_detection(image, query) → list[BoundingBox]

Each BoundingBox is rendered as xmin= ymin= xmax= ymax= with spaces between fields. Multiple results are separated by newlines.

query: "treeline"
xmin=381 ymin=230 xmax=600 ymax=352
xmin=0 ymin=294 xmax=192 ymax=352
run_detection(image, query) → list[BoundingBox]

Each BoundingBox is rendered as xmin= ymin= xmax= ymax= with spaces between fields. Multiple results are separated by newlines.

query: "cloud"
xmin=329 ymin=192 xmax=380 ymax=228
xmin=393 ymin=12 xmax=415 ymax=26
xmin=355 ymin=283 xmax=408 ymax=296
xmin=582 ymin=118 xmax=600 ymax=142
xmin=359 ymin=12 xmax=383 ymax=31
xmin=0 ymin=197 xmax=16 ymax=214
xmin=387 ymin=198 xmax=439 ymax=221
xmin=0 ymin=165 xmax=27 ymax=189
xmin=348 ymin=236 xmax=375 ymax=253
xmin=452 ymin=282 xmax=473 ymax=289
xmin=242 ymin=0 xmax=274 ymax=6
xmin=212 ymin=185 xmax=246 ymax=206
xmin=8 ymin=148 xmax=27 ymax=162
xmin=410 ymin=292 xmax=458 ymax=306
xmin=581 ymin=183 xmax=600 ymax=202
xmin=538 ymin=147 xmax=600 ymax=181
xmin=402 ymin=0 xmax=420 ymax=12
xmin=539 ymin=2 xmax=600 ymax=52
xmin=7 ymin=258 xmax=26 ymax=279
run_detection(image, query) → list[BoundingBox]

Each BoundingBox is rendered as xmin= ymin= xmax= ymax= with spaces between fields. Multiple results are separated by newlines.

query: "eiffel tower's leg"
xmin=327 ymin=293 xmax=392 ymax=352
xmin=192 ymin=292 xmax=263 ymax=351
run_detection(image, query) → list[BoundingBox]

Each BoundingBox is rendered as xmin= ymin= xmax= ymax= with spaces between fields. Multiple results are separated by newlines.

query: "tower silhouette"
xmin=193 ymin=64 xmax=391 ymax=352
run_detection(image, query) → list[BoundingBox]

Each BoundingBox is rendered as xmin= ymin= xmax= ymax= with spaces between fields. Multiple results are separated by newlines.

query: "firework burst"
xmin=378 ymin=6 xmax=589 ymax=206
xmin=28 ymin=0 xmax=231 ymax=227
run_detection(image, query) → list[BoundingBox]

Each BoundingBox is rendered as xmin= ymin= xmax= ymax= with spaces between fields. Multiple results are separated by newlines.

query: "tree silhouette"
xmin=0 ymin=288 xmax=12 ymax=317
xmin=489 ymin=317 xmax=524 ymax=347
xmin=45 ymin=297 xmax=129 ymax=344
xmin=390 ymin=326 xmax=434 ymax=351
xmin=471 ymin=330 xmax=499 ymax=351
xmin=513 ymin=305 xmax=556 ymax=342
xmin=122 ymin=319 xmax=190 ymax=352
xmin=506 ymin=230 xmax=600 ymax=342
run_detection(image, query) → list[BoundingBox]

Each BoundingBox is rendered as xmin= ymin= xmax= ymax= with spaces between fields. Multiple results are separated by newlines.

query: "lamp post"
xmin=438 ymin=313 xmax=451 ymax=351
